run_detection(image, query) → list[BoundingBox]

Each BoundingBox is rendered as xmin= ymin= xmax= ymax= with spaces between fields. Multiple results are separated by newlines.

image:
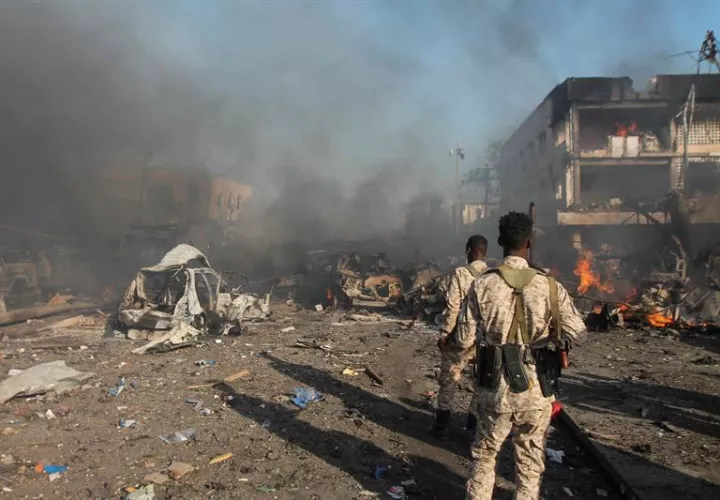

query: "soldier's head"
xmin=498 ymin=211 xmax=533 ymax=258
xmin=465 ymin=235 xmax=488 ymax=263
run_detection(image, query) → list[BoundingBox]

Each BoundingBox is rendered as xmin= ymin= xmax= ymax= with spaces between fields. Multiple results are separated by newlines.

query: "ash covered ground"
xmin=1 ymin=303 xmax=718 ymax=500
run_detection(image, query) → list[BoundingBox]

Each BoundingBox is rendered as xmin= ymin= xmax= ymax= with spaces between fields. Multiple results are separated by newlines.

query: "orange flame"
xmin=573 ymin=250 xmax=614 ymax=295
xmin=615 ymin=121 xmax=637 ymax=137
xmin=646 ymin=312 xmax=673 ymax=328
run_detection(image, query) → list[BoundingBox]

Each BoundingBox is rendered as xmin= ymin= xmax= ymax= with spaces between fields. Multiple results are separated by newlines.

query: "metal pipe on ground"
xmin=0 ymin=302 xmax=114 ymax=327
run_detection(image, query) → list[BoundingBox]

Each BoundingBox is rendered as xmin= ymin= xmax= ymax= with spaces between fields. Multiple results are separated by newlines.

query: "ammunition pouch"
xmin=475 ymin=344 xmax=536 ymax=393
xmin=475 ymin=344 xmax=502 ymax=390
xmin=532 ymin=348 xmax=562 ymax=397
xmin=502 ymin=344 xmax=534 ymax=393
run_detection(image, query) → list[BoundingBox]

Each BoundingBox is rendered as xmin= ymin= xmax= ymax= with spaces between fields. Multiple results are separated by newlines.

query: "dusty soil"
xmin=1 ymin=306 xmax=715 ymax=499
xmin=561 ymin=327 xmax=720 ymax=500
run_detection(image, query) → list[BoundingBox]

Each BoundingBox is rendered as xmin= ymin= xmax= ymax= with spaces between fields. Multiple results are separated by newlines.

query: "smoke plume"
xmin=0 ymin=1 xmax=690 ymax=259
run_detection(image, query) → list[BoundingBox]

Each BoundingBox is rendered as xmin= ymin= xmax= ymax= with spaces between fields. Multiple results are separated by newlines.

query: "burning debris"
xmin=117 ymin=244 xmax=269 ymax=353
xmin=575 ymin=244 xmax=719 ymax=334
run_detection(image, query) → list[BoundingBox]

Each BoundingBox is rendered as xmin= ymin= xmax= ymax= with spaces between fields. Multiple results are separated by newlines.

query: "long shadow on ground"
xmin=215 ymin=380 xmax=467 ymax=500
xmin=562 ymin=372 xmax=720 ymax=437
xmin=260 ymin=352 xmax=474 ymax=452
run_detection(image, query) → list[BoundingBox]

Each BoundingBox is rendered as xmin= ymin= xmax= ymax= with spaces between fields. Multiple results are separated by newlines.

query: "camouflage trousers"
xmin=437 ymin=345 xmax=477 ymax=412
xmin=466 ymin=406 xmax=551 ymax=500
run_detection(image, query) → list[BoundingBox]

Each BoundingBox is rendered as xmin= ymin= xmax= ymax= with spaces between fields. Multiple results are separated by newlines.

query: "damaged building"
xmin=499 ymin=74 xmax=720 ymax=269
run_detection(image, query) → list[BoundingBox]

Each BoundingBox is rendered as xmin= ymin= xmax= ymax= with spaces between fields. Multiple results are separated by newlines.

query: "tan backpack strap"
xmin=506 ymin=289 xmax=530 ymax=344
xmin=548 ymin=276 xmax=562 ymax=343
xmin=465 ymin=265 xmax=481 ymax=279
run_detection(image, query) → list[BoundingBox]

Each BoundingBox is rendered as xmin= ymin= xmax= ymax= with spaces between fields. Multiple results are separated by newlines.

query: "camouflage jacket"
xmin=438 ymin=259 xmax=488 ymax=335
xmin=455 ymin=256 xmax=587 ymax=413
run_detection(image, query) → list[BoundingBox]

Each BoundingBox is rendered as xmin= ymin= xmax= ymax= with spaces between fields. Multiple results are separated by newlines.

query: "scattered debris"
xmin=124 ymin=484 xmax=155 ymax=500
xmin=373 ymin=465 xmax=387 ymax=479
xmin=631 ymin=443 xmax=652 ymax=454
xmin=654 ymin=421 xmax=681 ymax=433
xmin=37 ymin=464 xmax=68 ymax=474
xmin=119 ymin=418 xmax=138 ymax=429
xmin=546 ymin=448 xmax=565 ymax=464
xmin=185 ymin=398 xmax=213 ymax=416
xmin=159 ymin=428 xmax=196 ymax=444
xmin=291 ymin=387 xmax=324 ymax=409
xmin=108 ymin=377 xmax=127 ymax=397
xmin=294 ymin=338 xmax=334 ymax=353
xmin=596 ymin=488 xmax=609 ymax=497
xmin=364 ymin=367 xmax=384 ymax=386
xmin=280 ymin=326 xmax=296 ymax=333
xmin=562 ymin=486 xmax=574 ymax=497
xmin=195 ymin=360 xmax=217 ymax=366
xmin=256 ymin=485 xmax=277 ymax=493
xmin=692 ymin=355 xmax=718 ymax=365
xmin=168 ymin=461 xmax=194 ymax=479
xmin=209 ymin=453 xmax=233 ymax=464
xmin=342 ymin=368 xmax=360 ymax=376
xmin=387 ymin=485 xmax=406 ymax=499
xmin=0 ymin=360 xmax=94 ymax=404
xmin=186 ymin=369 xmax=250 ymax=389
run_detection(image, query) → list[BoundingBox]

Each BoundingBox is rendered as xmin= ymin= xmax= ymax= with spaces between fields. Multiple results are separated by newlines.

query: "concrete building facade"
xmin=499 ymin=74 xmax=720 ymax=255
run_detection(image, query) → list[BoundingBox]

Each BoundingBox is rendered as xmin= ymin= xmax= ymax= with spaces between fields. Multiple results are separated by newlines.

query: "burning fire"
xmin=646 ymin=312 xmax=673 ymax=328
xmin=615 ymin=121 xmax=638 ymax=137
xmin=574 ymin=250 xmax=614 ymax=295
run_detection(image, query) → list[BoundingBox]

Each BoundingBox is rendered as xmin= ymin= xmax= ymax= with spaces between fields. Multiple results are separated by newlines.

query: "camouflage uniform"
xmin=437 ymin=259 xmax=487 ymax=412
xmin=455 ymin=256 xmax=586 ymax=500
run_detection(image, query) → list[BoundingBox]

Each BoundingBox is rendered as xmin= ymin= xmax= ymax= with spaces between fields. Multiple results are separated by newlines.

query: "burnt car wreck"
xmin=117 ymin=244 xmax=270 ymax=353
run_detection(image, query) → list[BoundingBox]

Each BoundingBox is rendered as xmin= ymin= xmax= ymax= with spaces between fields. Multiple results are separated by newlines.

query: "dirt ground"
xmin=0 ymin=305 xmax=717 ymax=499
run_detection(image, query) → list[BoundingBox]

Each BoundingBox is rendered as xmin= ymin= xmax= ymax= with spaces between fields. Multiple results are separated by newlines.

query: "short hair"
xmin=498 ymin=211 xmax=533 ymax=250
xmin=466 ymin=234 xmax=488 ymax=254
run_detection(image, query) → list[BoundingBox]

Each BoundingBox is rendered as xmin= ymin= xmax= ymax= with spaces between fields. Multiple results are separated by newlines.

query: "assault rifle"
xmin=527 ymin=201 xmax=569 ymax=369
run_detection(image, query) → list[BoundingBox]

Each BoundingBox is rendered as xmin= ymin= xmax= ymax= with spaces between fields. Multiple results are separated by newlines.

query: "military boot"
xmin=430 ymin=409 xmax=451 ymax=440
xmin=465 ymin=412 xmax=478 ymax=438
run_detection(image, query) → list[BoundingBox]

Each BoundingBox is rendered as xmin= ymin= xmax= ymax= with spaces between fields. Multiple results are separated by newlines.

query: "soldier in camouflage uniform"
xmin=432 ymin=235 xmax=488 ymax=439
xmin=455 ymin=212 xmax=587 ymax=500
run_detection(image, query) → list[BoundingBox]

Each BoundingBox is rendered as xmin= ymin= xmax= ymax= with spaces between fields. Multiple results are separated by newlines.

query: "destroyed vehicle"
xmin=0 ymin=247 xmax=50 ymax=311
xmin=333 ymin=252 xmax=404 ymax=308
xmin=118 ymin=244 xmax=269 ymax=336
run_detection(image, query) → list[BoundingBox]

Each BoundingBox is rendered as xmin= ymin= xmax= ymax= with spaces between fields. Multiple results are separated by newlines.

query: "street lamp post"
xmin=449 ymin=143 xmax=465 ymax=234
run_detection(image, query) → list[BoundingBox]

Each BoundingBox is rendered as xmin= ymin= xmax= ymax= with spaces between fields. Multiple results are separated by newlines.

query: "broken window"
xmin=579 ymin=164 xmax=670 ymax=205
xmin=577 ymin=107 xmax=671 ymax=153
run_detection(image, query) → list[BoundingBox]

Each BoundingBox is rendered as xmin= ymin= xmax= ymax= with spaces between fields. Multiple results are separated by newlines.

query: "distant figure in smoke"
xmin=432 ymin=234 xmax=488 ymax=440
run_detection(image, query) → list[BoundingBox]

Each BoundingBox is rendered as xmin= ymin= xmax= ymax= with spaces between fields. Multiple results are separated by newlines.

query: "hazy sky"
xmin=0 ymin=0 xmax=716 ymax=233
xmin=122 ymin=0 xmax=713 ymax=175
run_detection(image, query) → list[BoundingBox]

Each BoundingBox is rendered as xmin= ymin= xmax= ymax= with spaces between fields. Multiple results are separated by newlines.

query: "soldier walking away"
xmin=454 ymin=212 xmax=587 ymax=500
xmin=432 ymin=235 xmax=488 ymax=440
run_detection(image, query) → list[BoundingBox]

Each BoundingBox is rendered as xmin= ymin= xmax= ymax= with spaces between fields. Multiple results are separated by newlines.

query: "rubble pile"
xmin=577 ymin=244 xmax=719 ymax=334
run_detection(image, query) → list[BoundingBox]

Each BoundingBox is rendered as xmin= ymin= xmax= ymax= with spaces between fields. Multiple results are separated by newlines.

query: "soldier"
xmin=432 ymin=235 xmax=488 ymax=440
xmin=455 ymin=212 xmax=586 ymax=500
